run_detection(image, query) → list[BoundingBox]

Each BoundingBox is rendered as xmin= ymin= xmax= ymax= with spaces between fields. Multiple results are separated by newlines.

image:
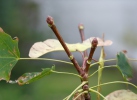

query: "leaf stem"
xmin=19 ymin=58 xmax=73 ymax=65
xmin=102 ymin=58 xmax=137 ymax=62
xmin=90 ymin=81 xmax=137 ymax=89
xmin=90 ymin=61 xmax=100 ymax=68
xmin=51 ymin=70 xmax=82 ymax=78
xmin=64 ymin=81 xmax=88 ymax=100
xmin=19 ymin=57 xmax=137 ymax=68
xmin=88 ymin=65 xmax=117 ymax=78
xmin=89 ymin=88 xmax=106 ymax=100
xmin=104 ymin=59 xmax=116 ymax=62
xmin=90 ymin=59 xmax=116 ymax=68
xmin=128 ymin=58 xmax=137 ymax=61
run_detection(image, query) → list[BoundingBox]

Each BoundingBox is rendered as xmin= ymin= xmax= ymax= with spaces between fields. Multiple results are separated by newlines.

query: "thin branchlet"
xmin=85 ymin=38 xmax=98 ymax=73
xmin=78 ymin=24 xmax=88 ymax=57
xmin=46 ymin=16 xmax=83 ymax=75
xmin=46 ymin=16 xmax=98 ymax=100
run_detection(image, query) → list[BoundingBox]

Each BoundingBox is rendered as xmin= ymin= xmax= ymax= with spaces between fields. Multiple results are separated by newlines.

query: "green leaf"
xmin=0 ymin=32 xmax=20 ymax=82
xmin=17 ymin=66 xmax=55 ymax=85
xmin=116 ymin=52 xmax=133 ymax=81
xmin=29 ymin=37 xmax=113 ymax=58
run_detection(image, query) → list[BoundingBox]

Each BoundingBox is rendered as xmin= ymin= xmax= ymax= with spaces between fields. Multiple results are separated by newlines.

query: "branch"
xmin=78 ymin=24 xmax=87 ymax=57
xmin=85 ymin=38 xmax=98 ymax=73
xmin=46 ymin=16 xmax=83 ymax=75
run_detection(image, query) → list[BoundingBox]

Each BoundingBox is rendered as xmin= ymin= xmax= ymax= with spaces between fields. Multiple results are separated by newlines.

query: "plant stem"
xmin=90 ymin=81 xmax=137 ymax=89
xmin=90 ymin=59 xmax=116 ymax=68
xmin=97 ymin=45 xmax=105 ymax=100
xmin=51 ymin=70 xmax=82 ymax=78
xmin=46 ymin=16 xmax=82 ymax=75
xmin=78 ymin=24 xmax=87 ymax=57
xmin=19 ymin=58 xmax=73 ymax=65
xmin=90 ymin=61 xmax=100 ymax=67
xmin=73 ymin=91 xmax=88 ymax=100
xmin=89 ymin=88 xmax=106 ymax=100
xmin=64 ymin=81 xmax=88 ymax=100
xmin=104 ymin=59 xmax=116 ymax=62
xmin=88 ymin=65 xmax=117 ymax=78
xmin=128 ymin=58 xmax=137 ymax=61
xmin=85 ymin=38 xmax=98 ymax=73
xmin=103 ymin=58 xmax=137 ymax=62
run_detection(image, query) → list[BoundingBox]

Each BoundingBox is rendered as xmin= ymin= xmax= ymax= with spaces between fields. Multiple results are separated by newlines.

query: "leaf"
xmin=29 ymin=37 xmax=112 ymax=58
xmin=104 ymin=89 xmax=137 ymax=100
xmin=116 ymin=52 xmax=133 ymax=81
xmin=0 ymin=32 xmax=20 ymax=82
xmin=17 ymin=66 xmax=55 ymax=85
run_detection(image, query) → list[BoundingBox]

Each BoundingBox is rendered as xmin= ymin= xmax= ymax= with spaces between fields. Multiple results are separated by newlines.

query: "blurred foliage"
xmin=0 ymin=0 xmax=136 ymax=100
xmin=0 ymin=1 xmax=52 ymax=99
xmin=0 ymin=0 xmax=52 ymax=77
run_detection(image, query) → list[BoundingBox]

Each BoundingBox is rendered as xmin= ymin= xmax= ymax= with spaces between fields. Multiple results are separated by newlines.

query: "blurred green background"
xmin=0 ymin=0 xmax=137 ymax=100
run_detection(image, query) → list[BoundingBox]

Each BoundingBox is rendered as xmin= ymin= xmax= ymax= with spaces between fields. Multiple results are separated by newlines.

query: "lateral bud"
xmin=46 ymin=16 xmax=54 ymax=27
xmin=83 ymin=84 xmax=89 ymax=91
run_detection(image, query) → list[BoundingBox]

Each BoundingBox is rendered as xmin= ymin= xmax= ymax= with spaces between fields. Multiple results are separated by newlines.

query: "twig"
xmin=85 ymin=38 xmax=98 ymax=73
xmin=46 ymin=16 xmax=83 ymax=75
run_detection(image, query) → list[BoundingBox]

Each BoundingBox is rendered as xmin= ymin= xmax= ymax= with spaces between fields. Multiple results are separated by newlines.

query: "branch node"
xmin=69 ymin=55 xmax=74 ymax=60
xmin=87 ymin=60 xmax=91 ymax=64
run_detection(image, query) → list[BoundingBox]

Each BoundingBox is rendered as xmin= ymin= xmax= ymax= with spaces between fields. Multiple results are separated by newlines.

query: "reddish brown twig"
xmin=46 ymin=16 xmax=83 ymax=75
xmin=85 ymin=38 xmax=98 ymax=73
xmin=78 ymin=24 xmax=88 ymax=57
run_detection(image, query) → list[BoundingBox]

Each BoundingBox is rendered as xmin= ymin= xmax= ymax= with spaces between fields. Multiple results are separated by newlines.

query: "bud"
xmin=92 ymin=38 xmax=98 ymax=47
xmin=46 ymin=16 xmax=54 ymax=27
xmin=78 ymin=23 xmax=84 ymax=30
xmin=83 ymin=84 xmax=89 ymax=91
xmin=0 ymin=27 xmax=4 ymax=32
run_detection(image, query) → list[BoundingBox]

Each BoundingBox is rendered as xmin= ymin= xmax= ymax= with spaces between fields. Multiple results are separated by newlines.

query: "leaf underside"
xmin=29 ymin=37 xmax=113 ymax=58
xmin=116 ymin=52 xmax=133 ymax=81
xmin=17 ymin=66 xmax=55 ymax=85
xmin=0 ymin=32 xmax=20 ymax=82
xmin=104 ymin=90 xmax=137 ymax=100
